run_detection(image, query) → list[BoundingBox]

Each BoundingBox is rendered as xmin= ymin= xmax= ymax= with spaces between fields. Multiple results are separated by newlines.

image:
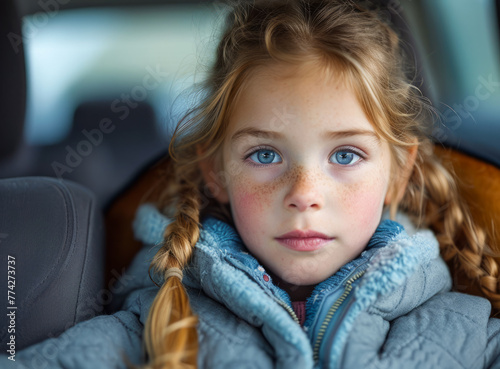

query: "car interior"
xmin=1 ymin=0 xmax=499 ymax=353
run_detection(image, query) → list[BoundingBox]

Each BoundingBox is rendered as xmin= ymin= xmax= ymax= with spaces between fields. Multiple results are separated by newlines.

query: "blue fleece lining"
xmin=132 ymin=203 xmax=172 ymax=245
xmin=195 ymin=217 xmax=293 ymax=305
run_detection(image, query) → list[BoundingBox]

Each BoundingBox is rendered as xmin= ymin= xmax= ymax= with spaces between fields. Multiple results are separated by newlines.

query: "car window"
xmin=401 ymin=0 xmax=500 ymax=166
xmin=22 ymin=4 xmax=223 ymax=145
xmin=2 ymin=2 xmax=227 ymax=205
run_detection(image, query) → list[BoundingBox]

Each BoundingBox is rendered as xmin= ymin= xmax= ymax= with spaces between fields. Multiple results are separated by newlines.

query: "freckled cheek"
xmin=229 ymin=180 xmax=275 ymax=239
xmin=339 ymin=177 xmax=387 ymax=231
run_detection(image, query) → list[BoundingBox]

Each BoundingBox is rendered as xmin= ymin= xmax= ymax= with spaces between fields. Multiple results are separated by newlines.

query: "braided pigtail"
xmin=398 ymin=140 xmax=500 ymax=312
xmin=143 ymin=162 xmax=201 ymax=368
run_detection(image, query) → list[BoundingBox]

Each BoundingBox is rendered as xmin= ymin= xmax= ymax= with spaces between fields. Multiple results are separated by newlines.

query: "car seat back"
xmin=0 ymin=177 xmax=105 ymax=350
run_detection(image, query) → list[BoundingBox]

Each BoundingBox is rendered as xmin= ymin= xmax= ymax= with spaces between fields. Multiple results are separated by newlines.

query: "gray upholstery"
xmin=0 ymin=177 xmax=105 ymax=350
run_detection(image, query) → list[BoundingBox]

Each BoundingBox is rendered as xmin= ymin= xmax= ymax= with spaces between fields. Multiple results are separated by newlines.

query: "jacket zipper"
xmin=312 ymin=270 xmax=366 ymax=362
xmin=274 ymin=296 xmax=300 ymax=325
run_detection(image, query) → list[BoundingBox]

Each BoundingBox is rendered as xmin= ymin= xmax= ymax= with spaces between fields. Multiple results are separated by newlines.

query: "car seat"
xmin=0 ymin=177 xmax=105 ymax=350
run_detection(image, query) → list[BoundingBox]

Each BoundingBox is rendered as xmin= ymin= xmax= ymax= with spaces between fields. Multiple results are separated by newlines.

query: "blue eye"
xmin=330 ymin=150 xmax=362 ymax=166
xmin=248 ymin=149 xmax=282 ymax=165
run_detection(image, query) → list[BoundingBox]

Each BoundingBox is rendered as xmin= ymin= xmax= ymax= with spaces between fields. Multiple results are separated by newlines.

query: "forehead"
xmin=226 ymin=62 xmax=376 ymax=136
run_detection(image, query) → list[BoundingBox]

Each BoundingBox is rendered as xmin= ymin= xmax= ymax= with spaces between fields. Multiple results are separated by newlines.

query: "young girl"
xmin=3 ymin=0 xmax=500 ymax=368
xmin=140 ymin=0 xmax=500 ymax=368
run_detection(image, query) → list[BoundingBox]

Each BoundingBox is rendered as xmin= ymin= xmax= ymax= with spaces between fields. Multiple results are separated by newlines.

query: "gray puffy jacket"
xmin=4 ymin=204 xmax=500 ymax=369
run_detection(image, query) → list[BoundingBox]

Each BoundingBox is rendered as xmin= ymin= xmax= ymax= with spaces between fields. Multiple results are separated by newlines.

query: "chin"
xmin=279 ymin=272 xmax=327 ymax=287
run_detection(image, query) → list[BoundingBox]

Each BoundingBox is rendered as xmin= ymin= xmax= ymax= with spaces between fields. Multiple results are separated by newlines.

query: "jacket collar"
xmin=133 ymin=204 xmax=450 ymax=368
xmin=133 ymin=204 xmax=407 ymax=309
xmin=181 ymin=216 xmax=316 ymax=368
xmin=133 ymin=204 xmax=315 ymax=367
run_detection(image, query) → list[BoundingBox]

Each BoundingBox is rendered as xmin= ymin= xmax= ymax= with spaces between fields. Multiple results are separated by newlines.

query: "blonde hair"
xmin=143 ymin=1 xmax=500 ymax=367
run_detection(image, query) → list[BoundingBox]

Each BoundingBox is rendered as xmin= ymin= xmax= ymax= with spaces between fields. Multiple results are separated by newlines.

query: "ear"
xmin=384 ymin=143 xmax=419 ymax=205
xmin=197 ymin=147 xmax=230 ymax=204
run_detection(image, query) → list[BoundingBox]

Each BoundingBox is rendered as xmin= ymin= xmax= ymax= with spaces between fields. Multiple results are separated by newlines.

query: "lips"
xmin=275 ymin=230 xmax=334 ymax=252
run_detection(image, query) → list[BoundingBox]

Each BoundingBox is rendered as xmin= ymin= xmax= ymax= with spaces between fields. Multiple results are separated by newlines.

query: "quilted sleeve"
xmin=341 ymin=291 xmax=500 ymax=369
xmin=0 ymin=284 xmax=159 ymax=369
xmin=0 ymin=310 xmax=144 ymax=369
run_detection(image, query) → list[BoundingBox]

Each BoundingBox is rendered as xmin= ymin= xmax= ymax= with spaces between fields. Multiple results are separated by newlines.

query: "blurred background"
xmin=1 ymin=0 xmax=499 ymax=208
xmin=401 ymin=0 xmax=500 ymax=167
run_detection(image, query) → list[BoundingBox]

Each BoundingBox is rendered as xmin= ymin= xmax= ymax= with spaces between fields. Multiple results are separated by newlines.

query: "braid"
xmin=399 ymin=141 xmax=500 ymax=313
xmin=143 ymin=162 xmax=201 ymax=369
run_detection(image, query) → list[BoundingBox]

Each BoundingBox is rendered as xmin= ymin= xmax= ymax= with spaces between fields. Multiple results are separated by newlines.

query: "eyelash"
xmin=243 ymin=146 xmax=281 ymax=167
xmin=243 ymin=145 xmax=367 ymax=167
xmin=329 ymin=146 xmax=366 ymax=166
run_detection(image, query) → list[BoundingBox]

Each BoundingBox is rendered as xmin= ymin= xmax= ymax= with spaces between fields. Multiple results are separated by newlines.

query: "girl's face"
xmin=216 ymin=63 xmax=393 ymax=291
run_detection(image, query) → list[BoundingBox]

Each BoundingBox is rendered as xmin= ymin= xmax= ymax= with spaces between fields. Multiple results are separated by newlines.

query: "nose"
xmin=284 ymin=167 xmax=324 ymax=212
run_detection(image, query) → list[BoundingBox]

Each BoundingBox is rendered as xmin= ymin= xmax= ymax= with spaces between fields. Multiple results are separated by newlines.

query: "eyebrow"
xmin=325 ymin=129 xmax=380 ymax=142
xmin=231 ymin=127 xmax=380 ymax=142
xmin=231 ymin=127 xmax=285 ymax=142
